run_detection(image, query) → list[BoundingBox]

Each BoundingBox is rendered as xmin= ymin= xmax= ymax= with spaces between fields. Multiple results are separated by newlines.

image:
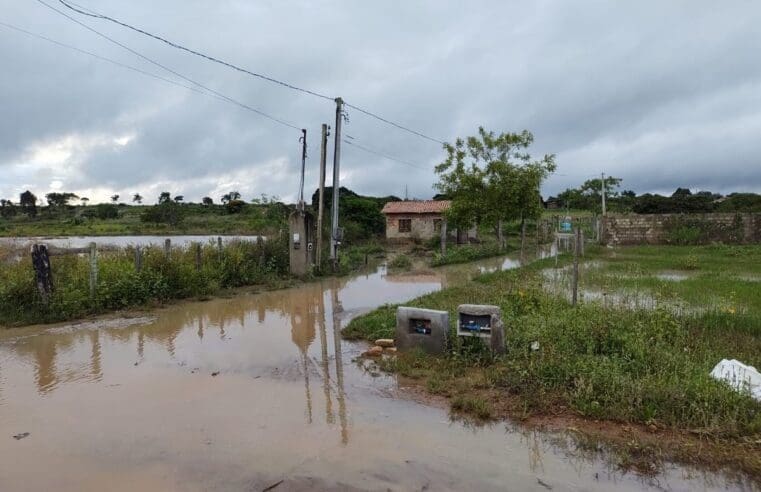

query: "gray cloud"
xmin=1 ymin=0 xmax=759 ymax=204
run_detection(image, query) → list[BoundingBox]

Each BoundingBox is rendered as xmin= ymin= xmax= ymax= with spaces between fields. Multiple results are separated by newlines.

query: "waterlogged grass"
xmin=0 ymin=238 xmax=290 ymax=326
xmin=344 ymin=245 xmax=761 ymax=474
xmin=431 ymin=241 xmax=506 ymax=266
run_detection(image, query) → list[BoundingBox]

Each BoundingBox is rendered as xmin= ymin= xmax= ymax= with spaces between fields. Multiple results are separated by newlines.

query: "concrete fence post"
xmin=88 ymin=242 xmax=98 ymax=299
xmin=572 ymin=229 xmax=580 ymax=306
xmin=134 ymin=245 xmax=143 ymax=272
xmin=164 ymin=238 xmax=171 ymax=260
xmin=195 ymin=242 xmax=202 ymax=271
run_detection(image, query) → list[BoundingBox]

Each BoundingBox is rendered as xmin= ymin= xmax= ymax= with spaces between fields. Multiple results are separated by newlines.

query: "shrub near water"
xmin=345 ymin=268 xmax=761 ymax=437
xmin=0 ymin=238 xmax=289 ymax=326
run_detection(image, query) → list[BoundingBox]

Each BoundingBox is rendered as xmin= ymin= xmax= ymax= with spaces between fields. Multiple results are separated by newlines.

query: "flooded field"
xmin=0 ymin=256 xmax=756 ymax=491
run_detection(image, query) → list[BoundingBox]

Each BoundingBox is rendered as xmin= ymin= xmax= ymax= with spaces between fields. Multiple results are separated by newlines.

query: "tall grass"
xmin=0 ymin=238 xmax=289 ymax=326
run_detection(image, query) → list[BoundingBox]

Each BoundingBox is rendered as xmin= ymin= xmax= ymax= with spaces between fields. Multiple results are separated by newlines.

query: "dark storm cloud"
xmin=1 ymin=0 xmax=759 ymax=203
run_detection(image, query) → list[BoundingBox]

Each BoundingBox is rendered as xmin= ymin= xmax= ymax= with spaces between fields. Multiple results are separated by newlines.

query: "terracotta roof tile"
xmin=381 ymin=200 xmax=450 ymax=214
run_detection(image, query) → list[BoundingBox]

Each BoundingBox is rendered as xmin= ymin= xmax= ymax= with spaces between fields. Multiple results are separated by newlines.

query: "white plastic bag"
xmin=710 ymin=359 xmax=761 ymax=401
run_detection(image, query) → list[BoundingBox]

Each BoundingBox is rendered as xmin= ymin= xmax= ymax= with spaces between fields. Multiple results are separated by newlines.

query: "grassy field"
xmin=0 ymin=203 xmax=283 ymax=237
xmin=344 ymin=244 xmax=761 ymax=476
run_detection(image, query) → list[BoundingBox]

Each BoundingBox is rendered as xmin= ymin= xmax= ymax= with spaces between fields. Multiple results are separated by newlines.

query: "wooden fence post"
xmin=440 ymin=219 xmax=447 ymax=256
xmin=31 ymin=244 xmax=53 ymax=305
xmin=164 ymin=238 xmax=171 ymax=260
xmin=195 ymin=242 xmax=202 ymax=271
xmin=134 ymin=245 xmax=143 ymax=272
xmin=89 ymin=242 xmax=98 ymax=299
xmin=572 ymin=229 xmax=580 ymax=306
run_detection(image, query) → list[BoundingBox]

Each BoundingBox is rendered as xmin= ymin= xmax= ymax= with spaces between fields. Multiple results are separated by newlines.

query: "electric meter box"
xmin=456 ymin=304 xmax=505 ymax=354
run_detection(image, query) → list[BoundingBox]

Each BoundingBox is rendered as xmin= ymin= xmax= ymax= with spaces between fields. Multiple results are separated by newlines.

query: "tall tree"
xmin=158 ymin=191 xmax=172 ymax=204
xmin=435 ymin=127 xmax=556 ymax=247
xmin=80 ymin=197 xmax=89 ymax=206
xmin=110 ymin=194 xmax=120 ymax=203
xmin=173 ymin=195 xmax=184 ymax=203
xmin=132 ymin=193 xmax=143 ymax=204
xmin=19 ymin=190 xmax=38 ymax=217
xmin=221 ymin=191 xmax=241 ymax=204
xmin=46 ymin=192 xmax=79 ymax=207
xmin=202 ymin=196 xmax=213 ymax=206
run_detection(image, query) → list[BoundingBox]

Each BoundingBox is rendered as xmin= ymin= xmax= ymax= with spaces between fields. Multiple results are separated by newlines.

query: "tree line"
xmin=548 ymin=179 xmax=761 ymax=214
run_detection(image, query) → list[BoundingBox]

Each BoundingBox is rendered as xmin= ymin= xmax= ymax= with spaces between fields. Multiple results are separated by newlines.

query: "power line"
xmin=0 ymin=21 xmax=206 ymax=96
xmin=344 ymin=103 xmax=444 ymax=145
xmin=343 ymin=135 xmax=428 ymax=170
xmin=34 ymin=0 xmax=302 ymax=131
xmin=56 ymin=0 xmax=446 ymax=144
xmin=57 ymin=0 xmax=334 ymax=101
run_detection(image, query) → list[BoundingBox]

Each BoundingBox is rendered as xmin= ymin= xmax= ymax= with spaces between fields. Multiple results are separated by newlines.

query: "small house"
xmin=381 ymin=200 xmax=476 ymax=242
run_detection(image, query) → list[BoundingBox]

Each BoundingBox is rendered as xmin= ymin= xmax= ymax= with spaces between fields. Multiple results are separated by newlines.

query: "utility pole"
xmin=316 ymin=123 xmax=329 ymax=269
xmin=601 ymin=172 xmax=607 ymax=216
xmin=298 ymin=129 xmax=307 ymax=210
xmin=600 ymin=172 xmax=607 ymax=245
xmin=330 ymin=97 xmax=344 ymax=270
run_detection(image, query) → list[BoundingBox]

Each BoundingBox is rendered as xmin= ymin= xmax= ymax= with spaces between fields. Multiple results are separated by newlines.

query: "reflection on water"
xmin=0 ymin=252 xmax=754 ymax=491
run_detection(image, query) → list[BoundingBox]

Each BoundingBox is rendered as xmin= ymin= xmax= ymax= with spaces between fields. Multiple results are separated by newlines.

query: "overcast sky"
xmin=1 ymin=0 xmax=760 ymax=205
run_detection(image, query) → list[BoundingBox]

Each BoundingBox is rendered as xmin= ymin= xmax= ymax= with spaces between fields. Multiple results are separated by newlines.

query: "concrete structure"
xmin=288 ymin=210 xmax=315 ymax=277
xmin=395 ymin=306 xmax=449 ymax=355
xmin=456 ymin=304 xmax=505 ymax=354
xmin=602 ymin=213 xmax=761 ymax=245
xmin=382 ymin=200 xmax=476 ymax=243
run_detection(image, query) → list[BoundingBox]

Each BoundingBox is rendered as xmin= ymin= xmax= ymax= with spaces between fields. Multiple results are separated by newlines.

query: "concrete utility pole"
xmin=330 ymin=97 xmax=344 ymax=270
xmin=298 ymin=128 xmax=307 ymax=210
xmin=316 ymin=123 xmax=330 ymax=269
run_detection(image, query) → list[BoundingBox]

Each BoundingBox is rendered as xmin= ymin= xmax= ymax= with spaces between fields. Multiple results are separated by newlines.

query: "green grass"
xmin=0 ymin=237 xmax=290 ymax=326
xmin=345 ymin=245 xmax=761 ymax=442
xmin=431 ymin=241 xmax=507 ymax=266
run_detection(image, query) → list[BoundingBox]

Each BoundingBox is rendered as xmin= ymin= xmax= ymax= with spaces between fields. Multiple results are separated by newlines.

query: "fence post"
xmin=31 ymin=244 xmax=53 ymax=305
xmin=195 ymin=242 xmax=202 ymax=271
xmin=164 ymin=238 xmax=171 ymax=260
xmin=580 ymin=228 xmax=585 ymax=257
xmin=89 ymin=242 xmax=98 ymax=299
xmin=440 ymin=219 xmax=447 ymax=256
xmin=572 ymin=229 xmax=580 ymax=306
xmin=135 ymin=246 xmax=142 ymax=272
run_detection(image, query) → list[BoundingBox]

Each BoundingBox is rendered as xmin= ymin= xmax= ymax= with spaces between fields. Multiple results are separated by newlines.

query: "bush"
xmin=388 ymin=254 xmax=412 ymax=270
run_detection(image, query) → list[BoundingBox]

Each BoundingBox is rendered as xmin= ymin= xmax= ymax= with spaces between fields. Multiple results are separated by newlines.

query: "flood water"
xmin=0 ymin=256 xmax=756 ymax=491
xmin=0 ymin=234 xmax=261 ymax=250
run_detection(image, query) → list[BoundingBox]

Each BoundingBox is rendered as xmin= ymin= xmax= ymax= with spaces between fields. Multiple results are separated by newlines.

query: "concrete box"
xmin=457 ymin=304 xmax=505 ymax=354
xmin=395 ymin=307 xmax=449 ymax=355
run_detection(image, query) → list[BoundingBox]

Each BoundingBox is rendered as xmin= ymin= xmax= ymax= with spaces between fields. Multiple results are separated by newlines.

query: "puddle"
xmin=0 ymin=255 xmax=754 ymax=491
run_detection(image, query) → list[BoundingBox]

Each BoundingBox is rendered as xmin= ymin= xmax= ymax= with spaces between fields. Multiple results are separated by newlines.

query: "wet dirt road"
xmin=0 ymin=257 xmax=756 ymax=491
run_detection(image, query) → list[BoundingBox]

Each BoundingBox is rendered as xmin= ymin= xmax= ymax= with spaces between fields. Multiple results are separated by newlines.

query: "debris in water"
xmin=362 ymin=346 xmax=383 ymax=357
xmin=211 ymin=371 xmax=220 ymax=377
xmin=709 ymin=359 xmax=761 ymax=401
xmin=262 ymin=478 xmax=284 ymax=491
xmin=537 ymin=477 xmax=553 ymax=490
xmin=13 ymin=432 xmax=30 ymax=440
xmin=375 ymin=338 xmax=395 ymax=348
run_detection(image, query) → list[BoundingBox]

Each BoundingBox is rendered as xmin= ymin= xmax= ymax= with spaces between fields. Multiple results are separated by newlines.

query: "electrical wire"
xmin=343 ymin=136 xmax=428 ymax=170
xmin=56 ymin=0 xmax=446 ymax=144
xmin=57 ymin=0 xmax=334 ymax=101
xmin=0 ymin=21 xmax=207 ymax=96
xmin=34 ymin=0 xmax=302 ymax=131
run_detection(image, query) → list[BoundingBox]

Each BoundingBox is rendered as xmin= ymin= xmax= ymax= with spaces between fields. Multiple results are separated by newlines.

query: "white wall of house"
xmin=385 ymin=213 xmax=441 ymax=240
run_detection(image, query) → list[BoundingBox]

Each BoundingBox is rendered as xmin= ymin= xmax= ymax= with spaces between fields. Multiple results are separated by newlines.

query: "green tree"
xmin=173 ymin=195 xmax=184 ymax=203
xmin=110 ymin=194 xmax=120 ymax=203
xmin=45 ymin=192 xmax=79 ymax=208
xmin=221 ymin=191 xmax=241 ymax=204
xmin=80 ymin=197 xmax=89 ymax=206
xmin=132 ymin=193 xmax=143 ymax=204
xmin=202 ymin=196 xmax=213 ymax=206
xmin=0 ymin=199 xmax=17 ymax=218
xmin=435 ymin=127 xmax=556 ymax=248
xmin=19 ymin=190 xmax=37 ymax=217
xmin=556 ymin=176 xmax=622 ymax=211
xmin=158 ymin=191 xmax=172 ymax=204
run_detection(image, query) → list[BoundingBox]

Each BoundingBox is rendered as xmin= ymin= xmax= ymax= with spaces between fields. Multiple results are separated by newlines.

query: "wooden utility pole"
xmin=440 ymin=219 xmax=447 ymax=256
xmin=298 ymin=128 xmax=307 ymax=210
xmin=572 ymin=228 xmax=580 ymax=306
xmin=316 ymin=123 xmax=329 ymax=269
xmin=601 ymin=172 xmax=607 ymax=216
xmin=88 ymin=242 xmax=98 ymax=299
xmin=600 ymin=172 xmax=607 ymax=244
xmin=31 ymin=244 xmax=53 ymax=305
xmin=330 ymin=97 xmax=344 ymax=271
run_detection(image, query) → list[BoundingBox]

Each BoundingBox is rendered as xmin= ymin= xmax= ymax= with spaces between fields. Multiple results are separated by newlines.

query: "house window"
xmin=433 ymin=219 xmax=442 ymax=232
xmin=398 ymin=218 xmax=412 ymax=233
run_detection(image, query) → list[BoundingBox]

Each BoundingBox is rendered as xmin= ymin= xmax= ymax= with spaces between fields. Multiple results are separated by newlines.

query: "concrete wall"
xmin=603 ymin=213 xmax=761 ymax=245
xmin=385 ymin=213 xmax=441 ymax=240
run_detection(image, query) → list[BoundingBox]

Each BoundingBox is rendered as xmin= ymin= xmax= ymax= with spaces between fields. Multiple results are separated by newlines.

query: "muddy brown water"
xmin=0 ymin=257 xmax=756 ymax=491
